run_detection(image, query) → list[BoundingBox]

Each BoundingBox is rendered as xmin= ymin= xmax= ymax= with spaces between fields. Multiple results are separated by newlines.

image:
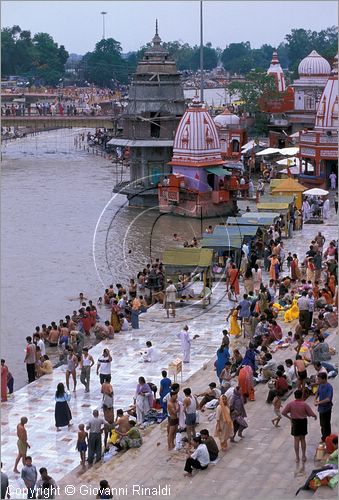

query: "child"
xmin=286 ymin=252 xmax=293 ymax=271
xmin=77 ymin=424 xmax=88 ymax=467
xmin=271 ymin=395 xmax=282 ymax=427
xmin=286 ymin=330 xmax=293 ymax=344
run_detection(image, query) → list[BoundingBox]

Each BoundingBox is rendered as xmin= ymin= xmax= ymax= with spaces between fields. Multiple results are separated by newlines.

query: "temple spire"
xmin=155 ymin=19 xmax=158 ymax=36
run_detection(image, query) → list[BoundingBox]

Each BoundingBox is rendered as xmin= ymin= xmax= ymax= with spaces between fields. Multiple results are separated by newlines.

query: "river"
xmin=184 ymin=87 xmax=238 ymax=106
xmin=1 ymin=129 xmax=213 ymax=389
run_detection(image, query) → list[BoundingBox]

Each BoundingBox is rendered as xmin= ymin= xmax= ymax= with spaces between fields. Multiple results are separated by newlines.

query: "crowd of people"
xmin=1 ymin=205 xmax=338 ymax=498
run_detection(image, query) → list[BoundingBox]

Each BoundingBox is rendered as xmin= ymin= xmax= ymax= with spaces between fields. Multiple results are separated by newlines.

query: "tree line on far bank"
xmin=1 ymin=25 xmax=337 ymax=87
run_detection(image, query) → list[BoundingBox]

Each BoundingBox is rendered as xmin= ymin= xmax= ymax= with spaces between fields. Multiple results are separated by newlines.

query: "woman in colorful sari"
xmin=291 ymin=254 xmax=301 ymax=281
xmin=238 ymin=364 xmax=255 ymax=403
xmin=82 ymin=308 xmax=92 ymax=336
xmin=119 ymin=421 xmax=142 ymax=449
xmin=110 ymin=300 xmax=121 ymax=333
xmin=215 ymin=395 xmax=234 ymax=451
xmin=227 ymin=306 xmax=241 ymax=337
xmin=134 ymin=377 xmax=154 ymax=424
xmin=269 ymin=255 xmax=279 ymax=281
xmin=228 ymin=264 xmax=240 ymax=295
xmin=131 ymin=300 xmax=141 ymax=329
xmin=215 ymin=345 xmax=230 ymax=383
xmin=230 ymin=387 xmax=248 ymax=440
xmin=257 ymin=288 xmax=269 ymax=314
xmin=328 ymin=274 xmax=336 ymax=296
xmin=306 ymin=257 xmax=315 ymax=284
xmin=243 ymin=267 xmax=254 ymax=294
xmin=1 ymin=359 xmax=8 ymax=402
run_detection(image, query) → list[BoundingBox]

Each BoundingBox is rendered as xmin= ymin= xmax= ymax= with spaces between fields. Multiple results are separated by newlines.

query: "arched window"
xmin=232 ymin=139 xmax=240 ymax=152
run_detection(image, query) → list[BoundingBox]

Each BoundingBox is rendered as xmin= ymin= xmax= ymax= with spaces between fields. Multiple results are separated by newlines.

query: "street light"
xmin=100 ymin=11 xmax=107 ymax=39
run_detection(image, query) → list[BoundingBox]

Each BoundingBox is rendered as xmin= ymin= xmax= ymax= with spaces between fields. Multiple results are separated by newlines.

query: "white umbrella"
xmin=276 ymin=156 xmax=301 ymax=166
xmin=289 ymin=131 xmax=302 ymax=139
xmin=279 ymin=166 xmax=300 ymax=175
xmin=241 ymin=140 xmax=266 ymax=153
xmin=278 ymin=147 xmax=299 ymax=156
xmin=256 ymin=147 xmax=280 ymax=156
xmin=303 ymin=188 xmax=329 ymax=196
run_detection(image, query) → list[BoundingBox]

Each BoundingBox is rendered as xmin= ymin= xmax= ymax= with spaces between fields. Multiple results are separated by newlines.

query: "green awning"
xmin=205 ymin=167 xmax=232 ymax=176
xmin=214 ymin=225 xmax=259 ymax=237
xmin=163 ymin=248 xmax=213 ymax=269
xmin=201 ymin=235 xmax=242 ymax=249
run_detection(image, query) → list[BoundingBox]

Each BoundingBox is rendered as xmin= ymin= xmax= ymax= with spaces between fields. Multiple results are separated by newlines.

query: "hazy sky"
xmin=2 ymin=1 xmax=337 ymax=54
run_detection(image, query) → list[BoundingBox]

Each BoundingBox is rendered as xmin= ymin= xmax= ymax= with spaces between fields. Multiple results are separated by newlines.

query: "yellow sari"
xmin=229 ymin=309 xmax=241 ymax=336
xmin=215 ymin=396 xmax=234 ymax=449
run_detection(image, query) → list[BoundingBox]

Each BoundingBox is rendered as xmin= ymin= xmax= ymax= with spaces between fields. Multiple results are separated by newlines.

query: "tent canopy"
xmin=278 ymin=147 xmax=299 ymax=156
xmin=224 ymin=161 xmax=244 ymax=170
xmin=271 ymin=178 xmax=307 ymax=193
xmin=227 ymin=213 xmax=279 ymax=226
xmin=241 ymin=140 xmax=266 ymax=154
xmin=256 ymin=147 xmax=280 ymax=156
xmin=276 ymin=157 xmax=304 ymax=166
xmin=163 ymin=248 xmax=213 ymax=270
xmin=303 ymin=188 xmax=329 ymax=196
xmin=257 ymin=202 xmax=290 ymax=211
xmin=201 ymin=235 xmax=242 ymax=250
xmin=259 ymin=195 xmax=295 ymax=204
xmin=213 ymin=225 xmax=259 ymax=237
xmin=205 ymin=167 xmax=231 ymax=177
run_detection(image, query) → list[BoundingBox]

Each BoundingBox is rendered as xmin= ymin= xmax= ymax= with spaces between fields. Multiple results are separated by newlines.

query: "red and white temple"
xmin=213 ymin=108 xmax=247 ymax=160
xmin=267 ymin=51 xmax=286 ymax=92
xmin=298 ymin=54 xmax=338 ymax=188
xmin=158 ymin=98 xmax=242 ymax=217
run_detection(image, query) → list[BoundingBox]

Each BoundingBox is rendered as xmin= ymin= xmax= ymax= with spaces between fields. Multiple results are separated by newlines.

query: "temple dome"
xmin=170 ymin=98 xmax=223 ymax=166
xmin=298 ymin=50 xmax=331 ymax=77
xmin=315 ymin=54 xmax=338 ymax=130
xmin=214 ymin=108 xmax=240 ymax=127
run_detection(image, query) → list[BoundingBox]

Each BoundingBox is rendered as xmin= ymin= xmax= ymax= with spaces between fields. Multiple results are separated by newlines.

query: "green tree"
xmin=228 ymin=69 xmax=280 ymax=134
xmin=221 ymin=42 xmax=252 ymax=74
xmin=190 ymin=43 xmax=218 ymax=70
xmin=81 ymin=38 xmax=129 ymax=86
xmin=32 ymin=32 xmax=69 ymax=85
xmin=1 ymin=28 xmax=16 ymax=75
xmin=1 ymin=26 xmax=69 ymax=84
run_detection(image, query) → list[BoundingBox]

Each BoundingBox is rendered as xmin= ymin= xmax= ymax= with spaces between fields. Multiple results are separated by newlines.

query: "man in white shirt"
xmin=297 ymin=291 xmax=310 ymax=332
xmin=96 ymin=348 xmax=112 ymax=384
xmin=285 ymin=359 xmax=297 ymax=385
xmin=141 ymin=341 xmax=159 ymax=362
xmin=165 ymin=280 xmax=177 ymax=318
xmin=242 ymin=242 xmax=249 ymax=257
xmin=33 ymin=333 xmax=46 ymax=356
xmin=184 ymin=435 xmax=210 ymax=476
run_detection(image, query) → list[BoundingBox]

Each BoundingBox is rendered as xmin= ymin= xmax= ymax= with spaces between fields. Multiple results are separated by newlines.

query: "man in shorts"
xmin=13 ymin=417 xmax=30 ymax=473
xmin=167 ymin=392 xmax=180 ymax=450
xmin=165 ymin=280 xmax=177 ymax=318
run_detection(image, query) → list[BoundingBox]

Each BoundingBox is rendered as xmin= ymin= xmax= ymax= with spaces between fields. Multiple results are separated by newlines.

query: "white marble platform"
xmin=1 ymin=204 xmax=337 ymax=490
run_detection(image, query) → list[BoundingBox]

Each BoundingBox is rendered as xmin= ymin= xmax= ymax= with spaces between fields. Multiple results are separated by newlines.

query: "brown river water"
xmin=1 ymin=129 xmax=220 ymax=388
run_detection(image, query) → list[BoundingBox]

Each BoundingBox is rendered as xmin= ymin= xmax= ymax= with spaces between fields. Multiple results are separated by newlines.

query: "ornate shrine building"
xmin=158 ymin=98 xmax=242 ymax=218
xmin=298 ymin=54 xmax=338 ymax=188
xmin=110 ymin=22 xmax=185 ymax=206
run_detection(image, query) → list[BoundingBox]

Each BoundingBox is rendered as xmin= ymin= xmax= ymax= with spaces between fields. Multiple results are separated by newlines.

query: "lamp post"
xmin=100 ymin=11 xmax=107 ymax=39
xmin=199 ymin=0 xmax=204 ymax=103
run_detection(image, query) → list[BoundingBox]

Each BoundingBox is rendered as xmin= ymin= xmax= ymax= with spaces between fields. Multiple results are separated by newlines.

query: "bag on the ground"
xmin=175 ymin=432 xmax=182 ymax=450
xmin=205 ymin=399 xmax=218 ymax=409
xmin=109 ymin=429 xmax=119 ymax=445
xmin=103 ymin=446 xmax=118 ymax=463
